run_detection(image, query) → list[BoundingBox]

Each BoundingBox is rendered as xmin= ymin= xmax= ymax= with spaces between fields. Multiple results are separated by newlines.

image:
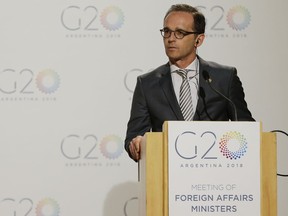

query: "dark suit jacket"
xmin=124 ymin=56 xmax=254 ymax=158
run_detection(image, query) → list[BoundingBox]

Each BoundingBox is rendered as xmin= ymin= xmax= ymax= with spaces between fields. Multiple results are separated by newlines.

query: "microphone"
xmin=202 ymin=70 xmax=238 ymax=121
xmin=199 ymin=87 xmax=213 ymax=120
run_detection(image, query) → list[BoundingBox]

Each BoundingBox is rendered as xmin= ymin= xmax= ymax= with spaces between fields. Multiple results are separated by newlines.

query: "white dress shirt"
xmin=170 ymin=59 xmax=199 ymax=118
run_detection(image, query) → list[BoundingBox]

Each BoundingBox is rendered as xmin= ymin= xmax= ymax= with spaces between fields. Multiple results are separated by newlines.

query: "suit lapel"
xmin=157 ymin=58 xmax=211 ymax=121
xmin=158 ymin=64 xmax=184 ymax=120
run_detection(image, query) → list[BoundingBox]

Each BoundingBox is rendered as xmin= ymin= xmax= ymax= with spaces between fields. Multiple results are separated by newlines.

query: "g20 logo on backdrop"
xmin=174 ymin=130 xmax=248 ymax=160
xmin=60 ymin=134 xmax=124 ymax=162
xmin=0 ymin=68 xmax=60 ymax=96
xmin=36 ymin=69 xmax=61 ymax=94
xmin=196 ymin=5 xmax=251 ymax=33
xmin=226 ymin=6 xmax=251 ymax=31
xmin=35 ymin=198 xmax=60 ymax=216
xmin=100 ymin=135 xmax=123 ymax=159
xmin=0 ymin=68 xmax=60 ymax=94
xmin=61 ymin=5 xmax=124 ymax=32
xmin=0 ymin=197 xmax=60 ymax=216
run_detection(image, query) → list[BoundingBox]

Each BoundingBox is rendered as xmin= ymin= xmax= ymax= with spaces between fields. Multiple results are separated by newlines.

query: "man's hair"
xmin=164 ymin=4 xmax=206 ymax=34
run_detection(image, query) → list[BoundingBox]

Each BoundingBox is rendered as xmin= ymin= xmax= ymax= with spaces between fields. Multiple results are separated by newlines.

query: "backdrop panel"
xmin=0 ymin=0 xmax=287 ymax=216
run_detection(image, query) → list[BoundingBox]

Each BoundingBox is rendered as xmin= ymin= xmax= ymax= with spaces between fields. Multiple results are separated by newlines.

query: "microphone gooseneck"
xmin=202 ymin=70 xmax=238 ymax=121
xmin=199 ymin=87 xmax=213 ymax=120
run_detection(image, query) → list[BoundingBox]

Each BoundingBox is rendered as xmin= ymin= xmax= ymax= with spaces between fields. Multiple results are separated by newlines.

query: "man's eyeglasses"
xmin=160 ymin=28 xmax=199 ymax=39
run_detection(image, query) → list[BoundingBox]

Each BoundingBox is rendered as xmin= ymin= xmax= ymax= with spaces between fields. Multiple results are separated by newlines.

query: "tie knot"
xmin=177 ymin=69 xmax=189 ymax=80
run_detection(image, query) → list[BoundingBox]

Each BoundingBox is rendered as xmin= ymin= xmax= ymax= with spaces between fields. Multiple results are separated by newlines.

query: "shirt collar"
xmin=170 ymin=58 xmax=198 ymax=73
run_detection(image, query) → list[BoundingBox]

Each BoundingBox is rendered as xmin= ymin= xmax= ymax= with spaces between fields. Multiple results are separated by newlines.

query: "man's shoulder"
xmin=199 ymin=56 xmax=235 ymax=72
xmin=207 ymin=61 xmax=235 ymax=71
xmin=139 ymin=63 xmax=170 ymax=80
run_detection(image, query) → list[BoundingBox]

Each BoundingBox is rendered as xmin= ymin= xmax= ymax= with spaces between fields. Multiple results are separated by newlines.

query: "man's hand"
xmin=129 ymin=135 xmax=143 ymax=161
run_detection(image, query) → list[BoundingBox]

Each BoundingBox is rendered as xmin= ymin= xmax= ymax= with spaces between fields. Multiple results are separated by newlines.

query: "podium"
xmin=139 ymin=121 xmax=277 ymax=216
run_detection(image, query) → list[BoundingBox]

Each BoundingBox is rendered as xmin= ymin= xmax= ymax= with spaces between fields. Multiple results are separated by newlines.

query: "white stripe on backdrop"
xmin=0 ymin=0 xmax=287 ymax=216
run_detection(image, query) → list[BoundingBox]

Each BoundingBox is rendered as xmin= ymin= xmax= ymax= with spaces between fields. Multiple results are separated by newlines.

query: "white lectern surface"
xmin=167 ymin=121 xmax=261 ymax=216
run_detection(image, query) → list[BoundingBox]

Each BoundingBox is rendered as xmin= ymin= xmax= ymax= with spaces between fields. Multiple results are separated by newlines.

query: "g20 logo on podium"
xmin=219 ymin=131 xmax=248 ymax=160
xmin=174 ymin=130 xmax=248 ymax=160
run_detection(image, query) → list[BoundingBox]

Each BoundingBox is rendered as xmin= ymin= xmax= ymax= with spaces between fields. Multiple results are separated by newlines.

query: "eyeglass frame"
xmin=160 ymin=28 xmax=201 ymax=39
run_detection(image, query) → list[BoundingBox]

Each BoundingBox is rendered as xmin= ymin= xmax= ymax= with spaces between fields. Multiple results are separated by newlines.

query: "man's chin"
xmin=168 ymin=56 xmax=180 ymax=64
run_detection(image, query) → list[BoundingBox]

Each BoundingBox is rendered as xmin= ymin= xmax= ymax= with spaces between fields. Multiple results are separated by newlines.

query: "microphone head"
xmin=202 ymin=70 xmax=212 ymax=83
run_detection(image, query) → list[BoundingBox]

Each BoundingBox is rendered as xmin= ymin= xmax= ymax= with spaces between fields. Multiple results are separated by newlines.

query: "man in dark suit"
xmin=125 ymin=4 xmax=254 ymax=161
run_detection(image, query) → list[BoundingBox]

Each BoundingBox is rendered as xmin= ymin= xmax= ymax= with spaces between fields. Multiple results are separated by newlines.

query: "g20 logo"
xmin=0 ymin=68 xmax=60 ymax=94
xmin=35 ymin=198 xmax=60 ymax=216
xmin=219 ymin=131 xmax=248 ymax=159
xmin=0 ymin=197 xmax=59 ymax=216
xmin=0 ymin=198 xmax=33 ymax=216
xmin=196 ymin=5 xmax=251 ymax=31
xmin=61 ymin=134 xmax=123 ymax=160
xmin=61 ymin=5 xmax=124 ymax=31
xmin=175 ymin=131 xmax=248 ymax=160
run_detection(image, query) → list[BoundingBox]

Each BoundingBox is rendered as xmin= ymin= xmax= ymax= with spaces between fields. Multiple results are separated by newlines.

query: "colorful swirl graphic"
xmin=219 ymin=131 xmax=248 ymax=160
xmin=100 ymin=6 xmax=124 ymax=31
xmin=100 ymin=135 xmax=123 ymax=159
xmin=35 ymin=198 xmax=60 ymax=216
xmin=226 ymin=6 xmax=251 ymax=31
xmin=36 ymin=69 xmax=60 ymax=94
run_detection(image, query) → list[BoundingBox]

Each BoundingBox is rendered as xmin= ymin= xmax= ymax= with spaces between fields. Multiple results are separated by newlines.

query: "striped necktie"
xmin=177 ymin=69 xmax=193 ymax=121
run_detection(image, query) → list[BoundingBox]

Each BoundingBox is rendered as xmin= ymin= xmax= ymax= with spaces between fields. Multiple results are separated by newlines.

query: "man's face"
xmin=163 ymin=11 xmax=198 ymax=66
